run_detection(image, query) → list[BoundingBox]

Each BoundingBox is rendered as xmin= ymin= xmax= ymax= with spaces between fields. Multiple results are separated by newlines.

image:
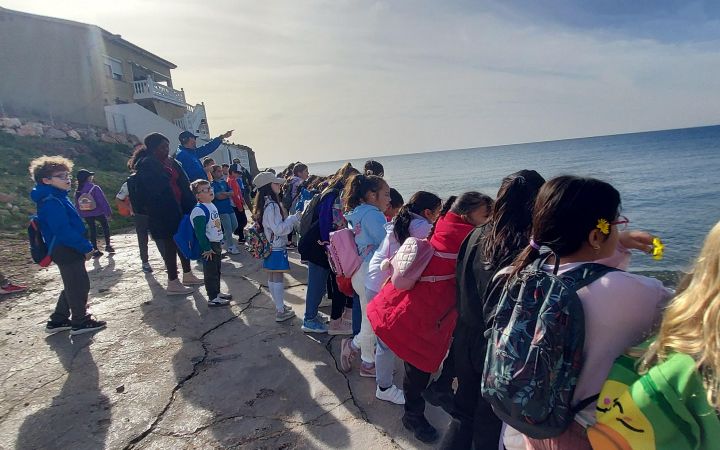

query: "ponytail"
xmin=428 ymin=195 xmax=457 ymax=238
xmin=393 ymin=191 xmax=442 ymax=244
xmin=342 ymin=174 xmax=387 ymax=212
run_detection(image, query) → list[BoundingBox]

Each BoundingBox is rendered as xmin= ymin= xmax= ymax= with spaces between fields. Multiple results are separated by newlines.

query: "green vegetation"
xmin=0 ymin=131 xmax=135 ymax=236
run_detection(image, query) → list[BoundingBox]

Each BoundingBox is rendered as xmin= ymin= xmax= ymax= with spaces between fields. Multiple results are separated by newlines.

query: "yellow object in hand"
xmin=652 ymin=237 xmax=664 ymax=260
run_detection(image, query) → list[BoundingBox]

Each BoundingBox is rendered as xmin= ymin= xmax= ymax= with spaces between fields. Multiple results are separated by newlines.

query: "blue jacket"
xmin=30 ymin=184 xmax=93 ymax=255
xmin=344 ymin=203 xmax=387 ymax=263
xmin=211 ymin=179 xmax=234 ymax=214
xmin=175 ymin=137 xmax=223 ymax=182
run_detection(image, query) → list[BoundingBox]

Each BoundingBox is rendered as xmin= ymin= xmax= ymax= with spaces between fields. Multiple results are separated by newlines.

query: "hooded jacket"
xmin=344 ymin=203 xmax=387 ymax=263
xmin=175 ymin=137 xmax=223 ymax=182
xmin=30 ymin=184 xmax=93 ymax=255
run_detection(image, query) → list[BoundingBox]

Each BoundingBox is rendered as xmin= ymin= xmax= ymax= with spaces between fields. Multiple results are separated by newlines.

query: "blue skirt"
xmin=263 ymin=249 xmax=290 ymax=272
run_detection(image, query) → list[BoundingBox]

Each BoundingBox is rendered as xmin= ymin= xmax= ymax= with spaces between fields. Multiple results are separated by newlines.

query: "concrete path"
xmin=0 ymin=233 xmax=452 ymax=449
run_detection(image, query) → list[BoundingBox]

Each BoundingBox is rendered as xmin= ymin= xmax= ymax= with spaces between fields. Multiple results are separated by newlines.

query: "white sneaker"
xmin=167 ymin=279 xmax=194 ymax=296
xmin=376 ymin=385 xmax=405 ymax=405
xmin=228 ymin=246 xmax=241 ymax=255
xmin=275 ymin=309 xmax=296 ymax=322
xmin=208 ymin=297 xmax=230 ymax=307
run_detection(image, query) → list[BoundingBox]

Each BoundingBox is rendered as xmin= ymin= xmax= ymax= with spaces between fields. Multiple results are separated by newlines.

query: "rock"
xmin=17 ymin=122 xmax=43 ymax=137
xmin=0 ymin=117 xmax=22 ymax=128
xmin=127 ymin=134 xmax=141 ymax=145
xmin=100 ymin=133 xmax=118 ymax=144
xmin=115 ymin=384 xmax=125 ymax=393
xmin=44 ymin=128 xmax=67 ymax=139
xmin=67 ymin=129 xmax=81 ymax=141
xmin=111 ymin=132 xmax=129 ymax=145
xmin=0 ymin=193 xmax=15 ymax=203
xmin=1 ymin=128 xmax=17 ymax=135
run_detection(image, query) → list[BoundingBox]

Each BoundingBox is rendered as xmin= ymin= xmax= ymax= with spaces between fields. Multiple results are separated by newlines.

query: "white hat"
xmin=253 ymin=171 xmax=285 ymax=188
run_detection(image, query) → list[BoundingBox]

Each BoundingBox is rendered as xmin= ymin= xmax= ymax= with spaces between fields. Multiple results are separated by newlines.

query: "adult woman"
xmin=128 ymin=133 xmax=203 ymax=295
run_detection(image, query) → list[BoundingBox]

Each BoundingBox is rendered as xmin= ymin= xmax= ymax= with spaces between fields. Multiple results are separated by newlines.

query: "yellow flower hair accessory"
xmin=651 ymin=237 xmax=664 ymax=261
xmin=596 ymin=218 xmax=610 ymax=235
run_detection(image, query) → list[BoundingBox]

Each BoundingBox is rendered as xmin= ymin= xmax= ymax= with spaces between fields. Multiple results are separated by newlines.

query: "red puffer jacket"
xmin=367 ymin=212 xmax=474 ymax=373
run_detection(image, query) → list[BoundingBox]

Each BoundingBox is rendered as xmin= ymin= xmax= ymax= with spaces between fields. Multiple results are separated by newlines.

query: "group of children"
xmin=27 ymin=140 xmax=720 ymax=449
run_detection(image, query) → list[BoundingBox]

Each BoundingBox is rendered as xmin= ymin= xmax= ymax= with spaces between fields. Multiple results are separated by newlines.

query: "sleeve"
xmin=191 ymin=211 xmax=211 ymax=252
xmin=194 ymin=137 xmax=223 ymax=159
xmin=263 ymin=202 xmax=299 ymax=238
xmin=366 ymin=211 xmax=388 ymax=247
xmin=116 ymin=182 xmax=129 ymax=200
xmin=42 ymin=200 xmax=93 ymax=254
xmin=228 ymin=178 xmax=243 ymax=207
xmin=93 ymin=186 xmax=113 ymax=217
xmin=317 ymin=194 xmax=335 ymax=242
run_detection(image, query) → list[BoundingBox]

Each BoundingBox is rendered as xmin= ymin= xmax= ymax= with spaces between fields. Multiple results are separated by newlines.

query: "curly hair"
xmin=29 ymin=155 xmax=74 ymax=183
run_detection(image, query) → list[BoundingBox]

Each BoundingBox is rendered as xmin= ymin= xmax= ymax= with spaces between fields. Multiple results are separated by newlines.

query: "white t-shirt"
xmin=116 ymin=182 xmax=129 ymax=200
xmin=191 ymin=202 xmax=223 ymax=243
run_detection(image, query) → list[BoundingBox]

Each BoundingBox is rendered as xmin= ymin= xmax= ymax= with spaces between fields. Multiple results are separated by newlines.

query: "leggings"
xmin=156 ymin=238 xmax=191 ymax=281
xmin=85 ymin=215 xmax=110 ymax=249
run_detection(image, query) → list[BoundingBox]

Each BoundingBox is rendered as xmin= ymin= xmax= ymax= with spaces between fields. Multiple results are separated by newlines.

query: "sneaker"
xmin=360 ymin=362 xmax=376 ymax=378
xmin=237 ymin=239 xmax=246 ymax=245
xmin=181 ymin=272 xmax=204 ymax=286
xmin=45 ymin=320 xmax=72 ymax=334
xmin=70 ymin=318 xmax=107 ymax=335
xmin=402 ymin=414 xmax=439 ymax=444
xmin=208 ymin=297 xmax=230 ymax=307
xmin=422 ymin=384 xmax=455 ymax=415
xmin=166 ymin=279 xmax=194 ymax=296
xmin=315 ymin=311 xmax=330 ymax=323
xmin=105 ymin=245 xmax=115 ymax=253
xmin=141 ymin=262 xmax=153 ymax=273
xmin=283 ymin=304 xmax=293 ymax=313
xmin=319 ymin=296 xmax=332 ymax=308
xmin=340 ymin=338 xmax=359 ymax=373
xmin=376 ymin=385 xmax=406 ymax=405
xmin=301 ymin=318 xmax=328 ymax=333
xmin=275 ymin=309 xmax=296 ymax=322
xmin=0 ymin=282 xmax=27 ymax=295
xmin=327 ymin=318 xmax=353 ymax=335
xmin=219 ymin=292 xmax=233 ymax=300
xmin=227 ymin=246 xmax=241 ymax=255
xmin=92 ymin=250 xmax=103 ymax=258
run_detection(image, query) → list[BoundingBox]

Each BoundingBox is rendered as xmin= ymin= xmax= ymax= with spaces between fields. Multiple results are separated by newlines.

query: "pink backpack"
xmin=388 ymin=237 xmax=458 ymax=290
xmin=327 ymin=228 xmax=362 ymax=278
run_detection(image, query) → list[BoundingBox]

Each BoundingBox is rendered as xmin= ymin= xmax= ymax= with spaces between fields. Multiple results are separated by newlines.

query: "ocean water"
xmin=304 ymin=125 xmax=720 ymax=272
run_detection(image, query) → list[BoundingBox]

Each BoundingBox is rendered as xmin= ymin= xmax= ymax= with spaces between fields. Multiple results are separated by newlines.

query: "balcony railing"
xmin=133 ymin=77 xmax=187 ymax=107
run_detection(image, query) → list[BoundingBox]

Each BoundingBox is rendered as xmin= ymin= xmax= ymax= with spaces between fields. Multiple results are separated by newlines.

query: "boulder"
xmin=67 ymin=129 xmax=82 ymax=141
xmin=17 ymin=122 xmax=44 ymax=137
xmin=0 ymin=193 xmax=16 ymax=203
xmin=44 ymin=127 xmax=68 ymax=139
xmin=1 ymin=128 xmax=17 ymax=135
xmin=127 ymin=134 xmax=141 ymax=145
xmin=112 ymin=133 xmax=129 ymax=145
xmin=0 ymin=117 xmax=22 ymax=129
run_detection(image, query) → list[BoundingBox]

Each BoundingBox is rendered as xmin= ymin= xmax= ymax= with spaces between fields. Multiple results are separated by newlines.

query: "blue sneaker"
xmin=301 ymin=318 xmax=328 ymax=334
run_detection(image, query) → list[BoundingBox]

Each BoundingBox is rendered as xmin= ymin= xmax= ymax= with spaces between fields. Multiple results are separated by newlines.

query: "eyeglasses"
xmin=51 ymin=173 xmax=71 ymax=180
xmin=611 ymin=215 xmax=630 ymax=231
xmin=197 ymin=188 xmax=212 ymax=194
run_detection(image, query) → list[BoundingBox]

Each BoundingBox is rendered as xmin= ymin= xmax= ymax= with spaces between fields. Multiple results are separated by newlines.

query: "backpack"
xmin=173 ymin=203 xmax=210 ymax=261
xmin=588 ymin=346 xmax=720 ymax=450
xmin=281 ymin=182 xmax=300 ymax=212
xmin=298 ymin=191 xmax=322 ymax=238
xmin=326 ymin=228 xmax=362 ymax=278
xmin=388 ymin=237 xmax=458 ymax=290
xmin=28 ymin=195 xmax=60 ymax=267
xmin=77 ymin=185 xmax=97 ymax=211
xmin=481 ymin=255 xmax=617 ymax=439
xmin=245 ymin=224 xmax=272 ymax=259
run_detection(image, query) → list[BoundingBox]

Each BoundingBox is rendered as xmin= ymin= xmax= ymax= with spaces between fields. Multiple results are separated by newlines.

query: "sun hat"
xmin=253 ymin=171 xmax=285 ymax=188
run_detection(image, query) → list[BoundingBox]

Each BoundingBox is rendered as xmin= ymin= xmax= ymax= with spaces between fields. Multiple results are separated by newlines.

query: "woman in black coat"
xmin=128 ymin=133 xmax=202 ymax=295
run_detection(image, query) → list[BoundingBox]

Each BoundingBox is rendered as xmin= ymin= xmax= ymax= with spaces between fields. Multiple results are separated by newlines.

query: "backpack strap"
xmin=434 ymin=251 xmax=458 ymax=259
xmin=560 ymin=263 xmax=619 ymax=291
xmin=197 ymin=203 xmax=210 ymax=221
xmin=419 ymin=274 xmax=456 ymax=282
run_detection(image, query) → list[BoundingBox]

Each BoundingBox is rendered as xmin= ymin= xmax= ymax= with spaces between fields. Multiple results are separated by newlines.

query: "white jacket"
xmin=261 ymin=198 xmax=299 ymax=250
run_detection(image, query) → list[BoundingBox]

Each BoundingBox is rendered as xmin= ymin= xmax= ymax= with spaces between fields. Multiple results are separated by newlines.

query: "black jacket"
xmin=131 ymin=155 xmax=195 ymax=239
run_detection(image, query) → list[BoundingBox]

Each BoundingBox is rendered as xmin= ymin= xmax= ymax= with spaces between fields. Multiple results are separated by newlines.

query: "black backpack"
xmin=28 ymin=195 xmax=61 ymax=267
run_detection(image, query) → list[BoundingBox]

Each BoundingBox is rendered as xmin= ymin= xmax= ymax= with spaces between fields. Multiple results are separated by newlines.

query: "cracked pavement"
xmin=0 ymin=233 xmax=450 ymax=449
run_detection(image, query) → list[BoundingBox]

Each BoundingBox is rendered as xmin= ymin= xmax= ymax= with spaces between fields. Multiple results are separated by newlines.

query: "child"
xmin=340 ymin=174 xmax=391 ymax=378
xmin=75 ymin=169 xmax=113 ymax=257
xmin=385 ymin=188 xmax=404 ymax=220
xmin=29 ymin=156 xmax=106 ymax=335
xmin=227 ymin=164 xmax=248 ymax=244
xmin=367 ymin=192 xmax=493 ymax=443
xmin=368 ymin=191 xmax=442 ymax=405
xmin=210 ymin=165 xmax=240 ymax=254
xmin=190 ymin=180 xmax=231 ymax=307
xmin=253 ymin=171 xmax=301 ymax=322
xmin=364 ymin=160 xmax=385 ymax=177
xmin=202 ymin=157 xmax=215 ymax=181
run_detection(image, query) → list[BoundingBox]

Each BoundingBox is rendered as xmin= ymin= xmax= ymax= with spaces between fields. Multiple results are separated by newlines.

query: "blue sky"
xmin=4 ymin=1 xmax=720 ymax=165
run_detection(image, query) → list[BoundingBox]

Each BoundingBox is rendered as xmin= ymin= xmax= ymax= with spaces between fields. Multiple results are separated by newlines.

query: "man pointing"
xmin=175 ymin=130 xmax=233 ymax=182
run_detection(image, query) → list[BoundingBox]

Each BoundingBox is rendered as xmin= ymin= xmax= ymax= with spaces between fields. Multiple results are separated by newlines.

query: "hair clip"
xmin=596 ymin=218 xmax=610 ymax=235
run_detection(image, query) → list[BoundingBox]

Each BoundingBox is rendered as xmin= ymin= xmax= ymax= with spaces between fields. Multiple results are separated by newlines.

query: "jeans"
xmin=49 ymin=245 xmax=90 ymax=326
xmin=352 ymin=292 xmax=361 ymax=336
xmin=305 ymin=261 xmax=329 ymax=321
xmin=134 ymin=214 xmax=150 ymax=264
xmin=233 ymin=207 xmax=247 ymax=241
xmin=219 ymin=213 xmax=238 ymax=250
xmin=156 ymin=238 xmax=191 ymax=281
xmin=85 ymin=215 xmax=110 ymax=249
xmin=202 ymin=242 xmax=222 ymax=299
xmin=351 ymin=261 xmax=375 ymax=364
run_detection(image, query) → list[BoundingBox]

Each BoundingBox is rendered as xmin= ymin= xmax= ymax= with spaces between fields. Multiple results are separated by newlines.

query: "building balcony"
xmin=132 ymin=76 xmax=187 ymax=107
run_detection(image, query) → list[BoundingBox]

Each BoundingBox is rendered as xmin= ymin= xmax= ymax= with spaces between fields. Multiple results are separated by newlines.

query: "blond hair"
xmin=641 ymin=220 xmax=720 ymax=409
xmin=29 ymin=155 xmax=74 ymax=183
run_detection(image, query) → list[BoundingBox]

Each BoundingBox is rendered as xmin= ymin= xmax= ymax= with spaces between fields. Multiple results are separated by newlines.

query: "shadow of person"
xmin=16 ymin=333 xmax=110 ymax=450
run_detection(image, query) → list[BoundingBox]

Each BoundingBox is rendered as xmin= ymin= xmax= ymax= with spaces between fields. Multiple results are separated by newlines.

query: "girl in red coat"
xmin=367 ymin=192 xmax=493 ymax=444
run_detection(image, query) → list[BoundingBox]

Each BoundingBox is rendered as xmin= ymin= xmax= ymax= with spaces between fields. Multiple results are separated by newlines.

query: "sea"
xmin=303 ymin=125 xmax=720 ymax=273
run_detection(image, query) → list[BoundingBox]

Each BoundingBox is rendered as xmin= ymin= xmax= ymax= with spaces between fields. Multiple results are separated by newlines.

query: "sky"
xmin=4 ymin=0 xmax=720 ymax=166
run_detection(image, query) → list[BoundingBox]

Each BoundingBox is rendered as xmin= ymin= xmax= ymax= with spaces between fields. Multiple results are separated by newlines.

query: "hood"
xmin=344 ymin=203 xmax=381 ymax=226
xmin=31 ymin=183 xmax=68 ymax=202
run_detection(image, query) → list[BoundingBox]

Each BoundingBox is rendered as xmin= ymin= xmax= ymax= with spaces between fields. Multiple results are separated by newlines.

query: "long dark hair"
xmin=429 ymin=192 xmax=493 ymax=238
xmin=128 ymin=133 xmax=168 ymax=169
xmin=511 ymin=175 xmax=621 ymax=276
xmin=393 ymin=191 xmax=442 ymax=244
xmin=326 ymin=162 xmax=359 ymax=192
xmin=342 ymin=174 xmax=388 ymax=211
xmin=252 ymin=184 xmax=285 ymax=230
xmin=481 ymin=170 xmax=545 ymax=268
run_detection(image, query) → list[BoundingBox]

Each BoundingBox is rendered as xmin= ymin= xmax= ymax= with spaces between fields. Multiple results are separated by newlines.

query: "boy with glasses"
xmin=29 ymin=156 xmax=106 ymax=335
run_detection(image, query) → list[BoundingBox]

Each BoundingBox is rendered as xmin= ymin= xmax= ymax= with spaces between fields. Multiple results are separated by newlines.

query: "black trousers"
xmin=85 ymin=215 xmax=110 ymax=249
xmin=327 ymin=271 xmax=353 ymax=320
xmin=155 ymin=238 xmax=191 ymax=281
xmin=49 ymin=245 xmax=90 ymax=326
xmin=203 ymin=242 xmax=222 ymax=299
xmin=134 ymin=214 xmax=150 ymax=263
xmin=442 ymin=321 xmax=503 ymax=450
xmin=403 ymin=361 xmax=432 ymax=417
xmin=233 ymin=207 xmax=247 ymax=241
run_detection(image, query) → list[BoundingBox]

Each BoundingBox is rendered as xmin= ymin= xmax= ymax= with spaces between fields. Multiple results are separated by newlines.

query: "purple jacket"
xmin=74 ymin=182 xmax=112 ymax=218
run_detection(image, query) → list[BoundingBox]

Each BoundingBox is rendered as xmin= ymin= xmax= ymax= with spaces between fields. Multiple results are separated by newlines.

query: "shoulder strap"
xmin=88 ymin=185 xmax=97 ymax=195
xmin=561 ymin=263 xmax=619 ymax=292
xmin=197 ymin=203 xmax=210 ymax=220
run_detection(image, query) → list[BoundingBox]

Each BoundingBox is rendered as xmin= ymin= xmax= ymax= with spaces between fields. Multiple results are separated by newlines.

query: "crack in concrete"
xmin=122 ymin=289 xmax=261 ymax=450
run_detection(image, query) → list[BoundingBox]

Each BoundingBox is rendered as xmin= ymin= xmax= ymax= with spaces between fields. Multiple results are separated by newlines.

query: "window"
xmin=103 ymin=56 xmax=123 ymax=81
